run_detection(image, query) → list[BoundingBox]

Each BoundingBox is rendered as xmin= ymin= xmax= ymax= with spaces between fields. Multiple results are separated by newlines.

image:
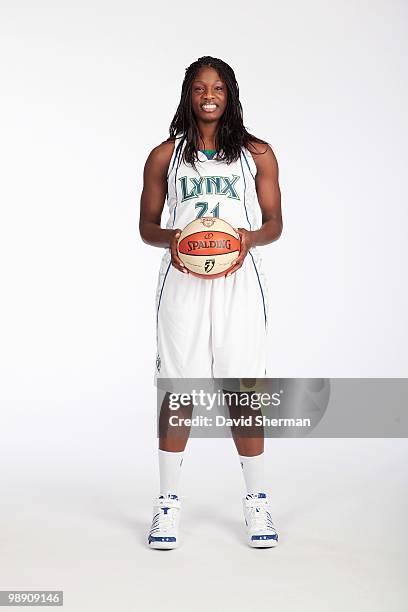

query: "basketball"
xmin=177 ymin=217 xmax=241 ymax=278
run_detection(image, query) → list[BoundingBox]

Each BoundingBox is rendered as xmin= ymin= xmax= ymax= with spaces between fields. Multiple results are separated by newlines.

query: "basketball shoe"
xmin=148 ymin=494 xmax=181 ymax=549
xmin=243 ymin=492 xmax=278 ymax=547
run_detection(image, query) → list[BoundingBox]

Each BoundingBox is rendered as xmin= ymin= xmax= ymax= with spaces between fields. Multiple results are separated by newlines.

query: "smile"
xmin=201 ymin=104 xmax=217 ymax=112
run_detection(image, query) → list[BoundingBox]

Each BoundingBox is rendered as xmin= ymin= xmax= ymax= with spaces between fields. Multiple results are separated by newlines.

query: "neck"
xmin=196 ymin=121 xmax=219 ymax=150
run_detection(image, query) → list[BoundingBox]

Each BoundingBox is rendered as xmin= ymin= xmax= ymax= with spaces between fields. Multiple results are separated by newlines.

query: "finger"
xmin=171 ymin=243 xmax=184 ymax=263
xmin=171 ymin=238 xmax=185 ymax=268
xmin=225 ymin=260 xmax=243 ymax=277
xmin=236 ymin=231 xmax=249 ymax=251
xmin=231 ymin=248 xmax=248 ymax=267
xmin=171 ymin=250 xmax=187 ymax=271
xmin=226 ymin=247 xmax=248 ymax=276
xmin=171 ymin=233 xmax=181 ymax=248
xmin=172 ymin=260 xmax=188 ymax=274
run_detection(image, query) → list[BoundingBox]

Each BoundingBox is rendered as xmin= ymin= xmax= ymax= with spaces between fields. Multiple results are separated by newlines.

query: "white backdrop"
xmin=0 ymin=1 xmax=407 ymax=611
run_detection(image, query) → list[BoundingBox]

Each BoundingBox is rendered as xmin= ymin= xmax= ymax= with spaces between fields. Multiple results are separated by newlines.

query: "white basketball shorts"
xmin=154 ymin=247 xmax=269 ymax=383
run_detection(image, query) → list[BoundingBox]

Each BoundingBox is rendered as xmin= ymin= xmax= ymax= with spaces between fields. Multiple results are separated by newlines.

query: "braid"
xmin=167 ymin=56 xmax=268 ymax=168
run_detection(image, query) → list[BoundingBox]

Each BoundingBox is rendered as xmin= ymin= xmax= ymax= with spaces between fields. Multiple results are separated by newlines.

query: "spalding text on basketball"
xmin=187 ymin=239 xmax=231 ymax=252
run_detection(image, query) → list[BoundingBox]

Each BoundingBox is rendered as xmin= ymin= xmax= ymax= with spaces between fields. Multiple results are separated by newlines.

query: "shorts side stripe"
xmin=156 ymin=261 xmax=172 ymax=342
xmin=249 ymin=250 xmax=267 ymax=328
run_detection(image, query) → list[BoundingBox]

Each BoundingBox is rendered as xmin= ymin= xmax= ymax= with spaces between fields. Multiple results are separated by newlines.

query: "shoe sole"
xmin=248 ymin=537 xmax=279 ymax=548
xmin=148 ymin=540 xmax=178 ymax=550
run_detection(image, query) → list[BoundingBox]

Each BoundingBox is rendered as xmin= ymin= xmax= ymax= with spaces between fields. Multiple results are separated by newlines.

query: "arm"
xmin=226 ymin=142 xmax=282 ymax=276
xmin=139 ymin=142 xmax=188 ymax=273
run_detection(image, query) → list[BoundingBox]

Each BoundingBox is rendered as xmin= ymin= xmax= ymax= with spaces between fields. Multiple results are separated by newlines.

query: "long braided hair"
xmin=167 ymin=56 xmax=269 ymax=168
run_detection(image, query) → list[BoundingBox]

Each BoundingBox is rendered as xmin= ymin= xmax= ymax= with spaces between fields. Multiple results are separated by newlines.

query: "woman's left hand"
xmin=225 ymin=228 xmax=254 ymax=277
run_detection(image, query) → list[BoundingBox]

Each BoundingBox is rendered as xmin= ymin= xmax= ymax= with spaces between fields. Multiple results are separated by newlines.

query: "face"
xmin=191 ymin=66 xmax=228 ymax=123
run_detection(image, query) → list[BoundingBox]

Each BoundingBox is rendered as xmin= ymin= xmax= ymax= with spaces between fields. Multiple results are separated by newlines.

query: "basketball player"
xmin=139 ymin=56 xmax=282 ymax=549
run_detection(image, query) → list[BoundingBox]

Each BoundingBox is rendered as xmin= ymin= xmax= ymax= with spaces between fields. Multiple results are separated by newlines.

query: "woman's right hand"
xmin=170 ymin=229 xmax=188 ymax=274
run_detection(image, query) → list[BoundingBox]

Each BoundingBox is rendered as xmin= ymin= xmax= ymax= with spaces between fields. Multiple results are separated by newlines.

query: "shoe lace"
xmin=246 ymin=501 xmax=275 ymax=531
xmin=156 ymin=508 xmax=176 ymax=532
xmin=151 ymin=499 xmax=179 ymax=534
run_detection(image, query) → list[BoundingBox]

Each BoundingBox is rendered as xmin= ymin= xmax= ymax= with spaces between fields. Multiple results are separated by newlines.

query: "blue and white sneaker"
xmin=243 ymin=493 xmax=278 ymax=548
xmin=148 ymin=494 xmax=181 ymax=549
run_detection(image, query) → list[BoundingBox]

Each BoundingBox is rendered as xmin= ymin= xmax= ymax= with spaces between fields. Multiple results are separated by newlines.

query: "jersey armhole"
xmin=242 ymin=148 xmax=257 ymax=181
xmin=166 ymin=136 xmax=183 ymax=180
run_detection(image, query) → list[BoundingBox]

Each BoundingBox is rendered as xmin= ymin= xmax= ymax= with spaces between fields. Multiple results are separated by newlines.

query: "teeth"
xmin=202 ymin=104 xmax=217 ymax=110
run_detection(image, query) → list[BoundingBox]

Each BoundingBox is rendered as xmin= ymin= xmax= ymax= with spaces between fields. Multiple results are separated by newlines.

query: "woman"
xmin=139 ymin=56 xmax=282 ymax=549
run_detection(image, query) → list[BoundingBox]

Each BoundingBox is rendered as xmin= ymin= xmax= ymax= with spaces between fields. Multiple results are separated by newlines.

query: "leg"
xmin=224 ymin=389 xmax=265 ymax=492
xmin=148 ymin=393 xmax=193 ymax=550
xmin=210 ymin=256 xmax=277 ymax=547
xmin=158 ymin=391 xmax=193 ymax=453
xmin=154 ymin=260 xmax=212 ymax=487
xmin=212 ymin=254 xmax=269 ymax=491
xmin=226 ymin=390 xmax=264 ymax=457
xmin=157 ymin=392 xmax=193 ymax=496
xmin=150 ymin=263 xmax=212 ymax=549
xmin=223 ymin=388 xmax=278 ymax=547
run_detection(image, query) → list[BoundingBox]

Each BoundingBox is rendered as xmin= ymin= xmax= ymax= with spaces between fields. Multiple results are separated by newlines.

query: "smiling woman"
xmin=139 ymin=55 xmax=283 ymax=550
xmin=165 ymin=57 xmax=274 ymax=169
xmin=191 ymin=73 xmax=227 ymax=123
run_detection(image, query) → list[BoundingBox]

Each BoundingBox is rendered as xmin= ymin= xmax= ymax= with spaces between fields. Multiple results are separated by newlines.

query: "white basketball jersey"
xmin=165 ymin=134 xmax=262 ymax=232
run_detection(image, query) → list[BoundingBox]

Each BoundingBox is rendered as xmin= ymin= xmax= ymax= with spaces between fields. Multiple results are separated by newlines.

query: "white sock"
xmin=239 ymin=453 xmax=265 ymax=494
xmin=158 ymin=449 xmax=184 ymax=497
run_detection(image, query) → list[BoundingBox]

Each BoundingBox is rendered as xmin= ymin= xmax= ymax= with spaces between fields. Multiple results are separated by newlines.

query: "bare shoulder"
xmin=145 ymin=138 xmax=176 ymax=174
xmin=247 ymin=138 xmax=278 ymax=168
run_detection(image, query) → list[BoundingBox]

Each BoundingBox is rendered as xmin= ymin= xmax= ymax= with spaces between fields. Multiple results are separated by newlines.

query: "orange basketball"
xmin=177 ymin=217 xmax=241 ymax=278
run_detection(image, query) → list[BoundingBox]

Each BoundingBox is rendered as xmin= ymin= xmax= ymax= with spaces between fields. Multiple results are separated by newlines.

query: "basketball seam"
xmin=178 ymin=250 xmax=240 ymax=257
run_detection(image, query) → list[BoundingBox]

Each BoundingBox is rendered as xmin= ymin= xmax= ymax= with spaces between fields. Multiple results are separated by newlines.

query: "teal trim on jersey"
xmin=171 ymin=139 xmax=184 ymax=228
xmin=199 ymin=149 xmax=217 ymax=160
xmin=241 ymin=149 xmax=256 ymax=181
xmin=239 ymin=153 xmax=251 ymax=229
